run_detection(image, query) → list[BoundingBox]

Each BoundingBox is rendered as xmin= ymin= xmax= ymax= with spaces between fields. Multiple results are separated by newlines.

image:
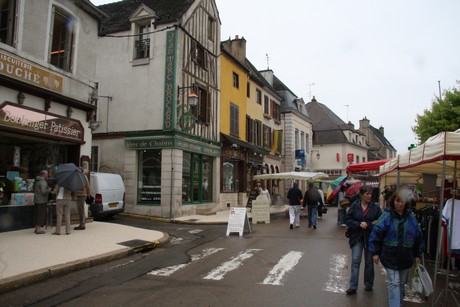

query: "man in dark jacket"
xmin=287 ymin=182 xmax=303 ymax=229
xmin=303 ymin=182 xmax=322 ymax=229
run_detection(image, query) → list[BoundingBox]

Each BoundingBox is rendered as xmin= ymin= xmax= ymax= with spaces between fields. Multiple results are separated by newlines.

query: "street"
xmin=0 ymin=208 xmax=433 ymax=307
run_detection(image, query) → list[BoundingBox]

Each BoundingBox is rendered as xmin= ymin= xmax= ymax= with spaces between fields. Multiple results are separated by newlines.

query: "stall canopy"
xmin=346 ymin=159 xmax=390 ymax=173
xmin=378 ymin=129 xmax=460 ymax=177
xmin=253 ymin=171 xmax=329 ymax=181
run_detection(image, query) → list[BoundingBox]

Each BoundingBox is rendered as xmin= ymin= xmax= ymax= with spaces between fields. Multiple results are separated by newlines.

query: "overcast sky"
xmin=91 ymin=0 xmax=460 ymax=154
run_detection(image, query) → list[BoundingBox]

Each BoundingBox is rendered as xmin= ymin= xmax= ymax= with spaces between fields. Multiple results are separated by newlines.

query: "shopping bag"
xmin=417 ymin=264 xmax=433 ymax=296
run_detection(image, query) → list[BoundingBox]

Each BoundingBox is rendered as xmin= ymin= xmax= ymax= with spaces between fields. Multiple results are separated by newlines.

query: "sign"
xmin=246 ymin=189 xmax=259 ymax=208
xmin=347 ymin=153 xmax=354 ymax=163
xmin=252 ymin=196 xmax=270 ymax=224
xmin=0 ymin=51 xmax=63 ymax=93
xmin=0 ymin=102 xmax=84 ymax=143
xmin=295 ymin=149 xmax=305 ymax=159
xmin=226 ymin=207 xmax=251 ymax=236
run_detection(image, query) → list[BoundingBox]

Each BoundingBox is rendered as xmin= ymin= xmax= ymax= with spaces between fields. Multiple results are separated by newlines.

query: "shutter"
xmin=48 ymin=6 xmax=56 ymax=63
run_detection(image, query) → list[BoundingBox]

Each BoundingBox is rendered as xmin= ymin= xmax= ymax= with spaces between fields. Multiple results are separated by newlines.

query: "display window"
xmin=138 ymin=149 xmax=162 ymax=204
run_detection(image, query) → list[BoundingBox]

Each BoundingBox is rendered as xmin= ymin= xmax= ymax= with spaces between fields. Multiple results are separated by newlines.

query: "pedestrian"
xmin=33 ymin=170 xmax=51 ymax=234
xmin=74 ymin=167 xmax=90 ymax=230
xmin=345 ymin=185 xmax=382 ymax=295
xmin=287 ymin=182 xmax=303 ymax=229
xmin=337 ymin=185 xmax=348 ymax=226
xmin=303 ymin=181 xmax=322 ymax=229
xmin=259 ymin=185 xmax=271 ymax=203
xmin=52 ymin=184 xmax=75 ymax=235
xmin=317 ymin=185 xmax=325 ymax=219
xmin=368 ymin=189 xmax=424 ymax=307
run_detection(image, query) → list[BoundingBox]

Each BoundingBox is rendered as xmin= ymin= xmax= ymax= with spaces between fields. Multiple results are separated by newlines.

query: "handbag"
xmin=85 ymin=195 xmax=94 ymax=205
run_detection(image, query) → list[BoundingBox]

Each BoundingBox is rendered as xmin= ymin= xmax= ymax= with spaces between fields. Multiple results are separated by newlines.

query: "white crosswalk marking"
xmin=262 ymin=251 xmax=303 ymax=285
xmin=203 ymin=249 xmax=262 ymax=280
xmin=148 ymin=248 xmax=224 ymax=276
xmin=323 ymin=254 xmax=349 ymax=293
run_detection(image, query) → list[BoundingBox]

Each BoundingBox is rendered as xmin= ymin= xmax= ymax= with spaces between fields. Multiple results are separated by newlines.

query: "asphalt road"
xmin=0 ymin=211 xmax=434 ymax=307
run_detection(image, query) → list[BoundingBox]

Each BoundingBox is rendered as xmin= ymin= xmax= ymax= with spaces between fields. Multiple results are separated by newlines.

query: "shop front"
xmin=0 ymin=102 xmax=87 ymax=232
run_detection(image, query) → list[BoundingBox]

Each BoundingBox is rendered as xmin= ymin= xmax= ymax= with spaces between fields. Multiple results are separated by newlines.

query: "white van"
xmin=89 ymin=172 xmax=125 ymax=219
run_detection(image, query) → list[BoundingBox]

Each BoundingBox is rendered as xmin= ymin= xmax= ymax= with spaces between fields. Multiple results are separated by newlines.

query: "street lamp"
xmin=178 ymin=84 xmax=198 ymax=107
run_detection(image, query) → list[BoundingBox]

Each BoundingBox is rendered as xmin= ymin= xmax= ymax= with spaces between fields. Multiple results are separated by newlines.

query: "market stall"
xmin=377 ymin=129 xmax=460 ymax=306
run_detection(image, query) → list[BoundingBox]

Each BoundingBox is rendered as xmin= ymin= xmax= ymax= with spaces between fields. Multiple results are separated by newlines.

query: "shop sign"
xmin=125 ymin=137 xmax=221 ymax=157
xmin=0 ymin=103 xmax=84 ymax=143
xmin=0 ymin=51 xmax=63 ymax=93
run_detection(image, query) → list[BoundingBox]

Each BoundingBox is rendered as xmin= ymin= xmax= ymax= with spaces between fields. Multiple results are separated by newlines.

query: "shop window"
xmin=134 ymin=24 xmax=150 ymax=60
xmin=182 ymin=153 xmax=213 ymax=203
xmin=0 ymin=0 xmax=16 ymax=46
xmin=230 ymin=102 xmax=239 ymax=136
xmin=138 ymin=150 xmax=161 ymax=203
xmin=49 ymin=6 xmax=75 ymax=72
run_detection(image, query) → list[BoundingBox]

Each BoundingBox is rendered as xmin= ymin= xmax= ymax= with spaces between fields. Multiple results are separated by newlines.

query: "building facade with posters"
xmin=0 ymin=0 xmax=104 ymax=231
xmin=93 ymin=0 xmax=221 ymax=218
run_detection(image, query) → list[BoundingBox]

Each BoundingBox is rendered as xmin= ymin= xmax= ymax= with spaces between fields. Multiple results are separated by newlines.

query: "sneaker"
xmin=313 ymin=225 xmax=317 ymax=229
xmin=346 ymin=288 xmax=357 ymax=295
xmin=365 ymin=287 xmax=373 ymax=291
xmin=290 ymin=224 xmax=293 ymax=229
xmin=74 ymin=226 xmax=86 ymax=230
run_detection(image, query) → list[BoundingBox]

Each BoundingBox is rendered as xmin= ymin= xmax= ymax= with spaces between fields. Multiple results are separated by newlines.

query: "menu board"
xmin=226 ymin=207 xmax=251 ymax=236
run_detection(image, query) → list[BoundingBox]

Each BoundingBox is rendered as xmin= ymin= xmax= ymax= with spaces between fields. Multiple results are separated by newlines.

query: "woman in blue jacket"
xmin=345 ymin=185 xmax=382 ymax=295
xmin=368 ymin=189 xmax=424 ymax=307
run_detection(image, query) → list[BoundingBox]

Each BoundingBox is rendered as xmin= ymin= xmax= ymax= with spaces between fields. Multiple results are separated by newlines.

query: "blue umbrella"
xmin=55 ymin=163 xmax=86 ymax=192
xmin=326 ymin=176 xmax=348 ymax=203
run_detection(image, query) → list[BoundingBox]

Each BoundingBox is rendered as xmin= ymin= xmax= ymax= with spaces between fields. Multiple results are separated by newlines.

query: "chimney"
xmin=359 ymin=117 xmax=370 ymax=129
xmin=222 ymin=35 xmax=247 ymax=62
xmin=379 ymin=126 xmax=384 ymax=135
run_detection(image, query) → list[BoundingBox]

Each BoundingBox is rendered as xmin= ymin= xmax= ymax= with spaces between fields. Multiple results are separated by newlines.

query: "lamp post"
xmin=177 ymin=83 xmax=198 ymax=131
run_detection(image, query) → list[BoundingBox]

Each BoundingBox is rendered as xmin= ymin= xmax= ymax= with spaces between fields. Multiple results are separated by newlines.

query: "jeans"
xmin=307 ymin=205 xmax=318 ymax=226
xmin=349 ymin=240 xmax=374 ymax=290
xmin=385 ymin=268 xmax=410 ymax=307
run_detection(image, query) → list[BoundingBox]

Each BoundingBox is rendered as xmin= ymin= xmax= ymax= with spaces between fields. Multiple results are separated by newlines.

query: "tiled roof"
xmin=370 ymin=125 xmax=395 ymax=150
xmin=97 ymin=0 xmax=194 ymax=35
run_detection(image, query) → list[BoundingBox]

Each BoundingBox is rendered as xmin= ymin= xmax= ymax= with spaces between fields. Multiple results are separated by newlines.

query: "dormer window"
xmin=129 ymin=4 xmax=156 ymax=63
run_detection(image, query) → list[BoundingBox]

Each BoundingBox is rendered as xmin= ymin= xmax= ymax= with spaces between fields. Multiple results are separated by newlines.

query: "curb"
xmin=0 ymin=232 xmax=169 ymax=294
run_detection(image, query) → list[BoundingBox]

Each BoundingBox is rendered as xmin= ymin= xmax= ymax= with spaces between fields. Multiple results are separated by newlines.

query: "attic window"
xmin=134 ymin=24 xmax=150 ymax=59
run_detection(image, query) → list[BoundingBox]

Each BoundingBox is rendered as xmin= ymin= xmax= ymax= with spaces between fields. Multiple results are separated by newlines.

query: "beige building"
xmin=0 ymin=0 xmax=102 ymax=231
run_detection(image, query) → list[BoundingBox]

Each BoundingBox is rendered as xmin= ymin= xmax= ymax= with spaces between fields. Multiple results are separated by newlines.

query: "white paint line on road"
xmin=323 ymin=254 xmax=349 ymax=293
xmin=189 ymin=229 xmax=203 ymax=234
xmin=148 ymin=248 xmax=224 ymax=276
xmin=203 ymin=249 xmax=262 ymax=280
xmin=262 ymin=251 xmax=303 ymax=286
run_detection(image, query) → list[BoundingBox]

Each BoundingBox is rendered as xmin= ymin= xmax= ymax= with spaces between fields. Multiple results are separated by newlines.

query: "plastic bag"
xmin=411 ymin=268 xmax=423 ymax=294
xmin=417 ymin=264 xmax=433 ymax=296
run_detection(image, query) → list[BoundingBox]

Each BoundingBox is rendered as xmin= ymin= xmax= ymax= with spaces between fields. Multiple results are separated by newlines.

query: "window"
xmin=273 ymin=102 xmax=280 ymax=121
xmin=193 ymin=86 xmax=210 ymax=125
xmin=256 ymin=89 xmax=262 ymax=105
xmin=301 ymin=132 xmax=305 ymax=151
xmin=191 ymin=41 xmax=208 ymax=69
xmin=232 ymin=72 xmax=239 ymax=88
xmin=0 ymin=0 xmax=16 ymax=46
xmin=246 ymin=116 xmax=253 ymax=143
xmin=305 ymin=133 xmax=310 ymax=153
xmin=90 ymin=146 xmax=99 ymax=172
xmin=230 ymin=102 xmax=239 ymax=136
xmin=207 ymin=16 xmax=215 ymax=41
xmin=254 ymin=120 xmax=262 ymax=146
xmin=134 ymin=24 xmax=150 ymax=59
xmin=138 ymin=149 xmax=162 ymax=203
xmin=264 ymin=95 xmax=269 ymax=114
xmin=263 ymin=125 xmax=271 ymax=148
xmin=295 ymin=129 xmax=299 ymax=150
xmin=246 ymin=82 xmax=250 ymax=98
xmin=49 ymin=6 xmax=75 ymax=72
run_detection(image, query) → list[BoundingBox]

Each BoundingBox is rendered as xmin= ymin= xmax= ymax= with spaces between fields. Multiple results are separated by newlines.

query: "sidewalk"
xmin=0 ymin=205 xmax=288 ymax=294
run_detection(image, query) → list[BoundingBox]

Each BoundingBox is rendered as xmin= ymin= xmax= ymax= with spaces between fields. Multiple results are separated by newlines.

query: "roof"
xmin=305 ymin=98 xmax=362 ymax=145
xmin=272 ymin=75 xmax=310 ymax=119
xmin=369 ymin=125 xmax=395 ymax=151
xmin=97 ymin=0 xmax=195 ymax=35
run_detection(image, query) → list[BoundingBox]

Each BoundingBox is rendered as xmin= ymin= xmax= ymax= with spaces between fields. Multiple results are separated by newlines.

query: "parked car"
xmin=89 ymin=172 xmax=125 ymax=219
